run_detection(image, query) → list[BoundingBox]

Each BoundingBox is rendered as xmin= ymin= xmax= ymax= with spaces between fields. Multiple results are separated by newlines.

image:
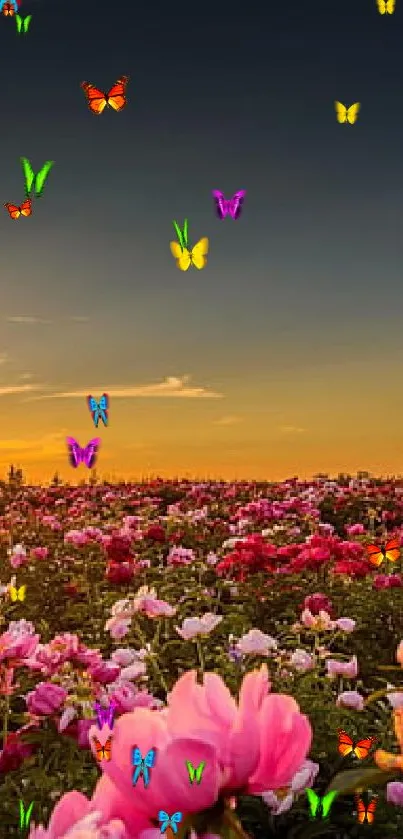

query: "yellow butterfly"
xmin=377 ymin=0 xmax=395 ymax=12
xmin=170 ymin=238 xmax=209 ymax=271
xmin=9 ymin=585 xmax=26 ymax=602
xmin=334 ymin=101 xmax=360 ymax=124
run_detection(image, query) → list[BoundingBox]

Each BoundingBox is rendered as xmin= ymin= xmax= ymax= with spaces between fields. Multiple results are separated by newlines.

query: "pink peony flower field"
xmin=0 ymin=474 xmax=402 ymax=838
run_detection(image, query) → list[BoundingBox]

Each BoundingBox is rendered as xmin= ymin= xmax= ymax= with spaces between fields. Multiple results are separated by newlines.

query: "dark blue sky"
xmin=1 ymin=0 xmax=403 ymax=481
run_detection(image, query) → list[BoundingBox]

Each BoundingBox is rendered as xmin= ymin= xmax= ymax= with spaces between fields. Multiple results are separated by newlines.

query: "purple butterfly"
xmin=66 ymin=437 xmax=101 ymax=468
xmin=94 ymin=699 xmax=117 ymax=730
xmin=212 ymin=190 xmax=246 ymax=220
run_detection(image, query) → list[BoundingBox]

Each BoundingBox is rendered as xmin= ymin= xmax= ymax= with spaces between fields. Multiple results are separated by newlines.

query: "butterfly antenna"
xmin=183 ymin=218 xmax=188 ymax=248
xmin=172 ymin=220 xmax=184 ymax=249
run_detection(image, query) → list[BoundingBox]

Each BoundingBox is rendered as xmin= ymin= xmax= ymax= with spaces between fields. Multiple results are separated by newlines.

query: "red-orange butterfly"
xmin=2 ymin=2 xmax=16 ymax=15
xmin=80 ymin=76 xmax=129 ymax=115
xmin=355 ymin=795 xmax=377 ymax=824
xmin=4 ymin=198 xmax=32 ymax=219
xmin=92 ymin=735 xmax=112 ymax=762
xmin=366 ymin=537 xmax=401 ymax=567
xmin=337 ymin=729 xmax=377 ymax=760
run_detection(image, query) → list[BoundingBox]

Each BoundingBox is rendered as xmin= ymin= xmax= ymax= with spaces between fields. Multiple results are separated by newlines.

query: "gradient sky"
xmin=1 ymin=0 xmax=402 ymax=482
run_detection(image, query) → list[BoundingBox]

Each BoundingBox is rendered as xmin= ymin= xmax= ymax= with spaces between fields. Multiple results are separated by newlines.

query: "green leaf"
xmin=325 ymin=765 xmax=397 ymax=795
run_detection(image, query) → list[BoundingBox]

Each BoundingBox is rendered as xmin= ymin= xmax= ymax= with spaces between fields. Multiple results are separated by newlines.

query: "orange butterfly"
xmin=355 ymin=795 xmax=377 ymax=824
xmin=337 ymin=729 xmax=377 ymax=760
xmin=2 ymin=2 xmax=15 ymax=15
xmin=366 ymin=537 xmax=400 ymax=567
xmin=4 ymin=198 xmax=32 ymax=219
xmin=80 ymin=76 xmax=129 ymax=115
xmin=93 ymin=735 xmax=112 ymax=762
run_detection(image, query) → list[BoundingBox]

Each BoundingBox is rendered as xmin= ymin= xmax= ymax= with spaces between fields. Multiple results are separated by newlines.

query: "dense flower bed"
xmin=0 ymin=475 xmax=402 ymax=837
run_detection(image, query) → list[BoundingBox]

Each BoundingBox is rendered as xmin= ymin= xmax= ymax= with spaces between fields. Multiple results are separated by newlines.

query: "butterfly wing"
xmin=305 ymin=788 xmax=320 ymax=818
xmin=82 ymin=438 xmax=101 ymax=469
xmin=377 ymin=0 xmax=386 ymax=9
xmin=334 ymin=101 xmax=347 ymax=123
xmin=23 ymin=801 xmax=34 ymax=829
xmin=346 ymin=103 xmax=360 ymax=124
xmin=170 ymin=813 xmax=183 ymax=832
xmin=158 ymin=811 xmax=170 ymax=833
xmin=366 ymin=543 xmax=384 ymax=567
xmin=15 ymin=12 xmax=21 ymax=29
xmin=17 ymin=585 xmax=26 ymax=601
xmin=81 ymin=82 xmax=108 ymax=115
xmin=321 ymin=791 xmax=338 ymax=819
xmin=386 ymin=0 xmax=396 ymax=10
xmin=337 ymin=729 xmax=354 ymax=757
xmin=212 ymin=190 xmax=228 ymax=219
xmin=5 ymin=203 xmax=21 ymax=219
xmin=99 ymin=393 xmax=109 ymax=426
xmin=20 ymin=198 xmax=32 ymax=216
xmin=355 ymin=796 xmax=366 ymax=824
xmin=87 ymin=395 xmax=99 ymax=426
xmin=186 ymin=760 xmax=195 ymax=782
xmin=229 ymin=190 xmax=246 ymax=219
xmin=195 ymin=761 xmax=205 ymax=783
xmin=93 ymin=737 xmax=104 ymax=761
xmin=20 ymin=157 xmax=35 ymax=198
xmin=23 ymin=13 xmax=31 ymax=30
xmin=384 ymin=537 xmax=400 ymax=562
xmin=366 ymin=797 xmax=377 ymax=824
xmin=144 ymin=748 xmax=157 ymax=768
xmin=106 ymin=75 xmax=129 ymax=111
xmin=170 ymin=241 xmax=191 ymax=271
xmin=102 ymin=736 xmax=112 ymax=760
xmin=66 ymin=437 xmax=82 ymax=468
xmin=354 ymin=736 xmax=377 ymax=760
xmin=190 ymin=237 xmax=209 ymax=270
xmin=9 ymin=586 xmax=17 ymax=601
xmin=34 ymin=161 xmax=54 ymax=198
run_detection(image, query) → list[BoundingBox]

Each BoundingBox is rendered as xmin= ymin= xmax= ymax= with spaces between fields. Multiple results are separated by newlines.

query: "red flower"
xmin=145 ymin=525 xmax=166 ymax=542
xmin=0 ymin=732 xmax=36 ymax=774
xmin=105 ymin=560 xmax=134 ymax=584
xmin=373 ymin=573 xmax=403 ymax=590
xmin=105 ymin=533 xmax=133 ymax=563
xmin=303 ymin=592 xmax=333 ymax=616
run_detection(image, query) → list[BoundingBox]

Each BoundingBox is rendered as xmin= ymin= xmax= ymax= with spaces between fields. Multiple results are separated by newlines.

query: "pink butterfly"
xmin=66 ymin=437 xmax=100 ymax=468
xmin=212 ymin=190 xmax=246 ymax=219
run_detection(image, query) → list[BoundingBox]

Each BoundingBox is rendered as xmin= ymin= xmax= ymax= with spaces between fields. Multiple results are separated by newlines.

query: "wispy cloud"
xmin=6 ymin=316 xmax=52 ymax=324
xmin=0 ymin=385 xmax=41 ymax=397
xmin=18 ymin=372 xmax=35 ymax=380
xmin=278 ymin=425 xmax=306 ymax=434
xmin=213 ymin=415 xmax=243 ymax=426
xmin=31 ymin=376 xmax=223 ymax=400
xmin=0 ymin=353 xmax=8 ymax=365
xmin=69 ymin=316 xmax=90 ymax=322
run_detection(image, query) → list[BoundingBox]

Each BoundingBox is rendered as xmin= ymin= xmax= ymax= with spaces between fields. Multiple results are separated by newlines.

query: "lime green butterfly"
xmin=15 ymin=14 xmax=31 ymax=33
xmin=305 ymin=788 xmax=338 ymax=820
xmin=19 ymin=800 xmax=34 ymax=831
xmin=185 ymin=760 xmax=205 ymax=784
xmin=21 ymin=157 xmax=54 ymax=199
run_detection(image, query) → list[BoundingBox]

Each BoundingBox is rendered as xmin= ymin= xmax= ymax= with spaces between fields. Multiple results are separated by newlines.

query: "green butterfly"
xmin=15 ymin=14 xmax=32 ymax=33
xmin=172 ymin=218 xmax=188 ymax=250
xmin=19 ymin=800 xmax=34 ymax=831
xmin=21 ymin=157 xmax=54 ymax=199
xmin=305 ymin=788 xmax=338 ymax=820
xmin=185 ymin=760 xmax=205 ymax=784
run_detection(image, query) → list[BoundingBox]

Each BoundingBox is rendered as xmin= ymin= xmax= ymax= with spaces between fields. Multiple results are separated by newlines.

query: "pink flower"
xmin=64 ymin=529 xmax=89 ymax=546
xmin=26 ymin=682 xmax=67 ymax=716
xmin=336 ymin=690 xmax=364 ymax=711
xmin=30 ymin=547 xmax=49 ymax=561
xmin=387 ymin=684 xmax=403 ymax=710
xmin=236 ymin=629 xmax=278 ymax=656
xmin=290 ymin=649 xmax=315 ymax=672
xmin=175 ymin=613 xmax=223 ymax=641
xmin=261 ymin=759 xmax=319 ymax=814
xmin=89 ymin=661 xmax=120 ymax=684
xmin=387 ymin=781 xmax=403 ymax=806
xmin=8 ymin=543 xmax=28 ymax=569
xmin=0 ymin=621 xmax=39 ymax=663
xmin=326 ymin=656 xmax=358 ymax=679
xmin=346 ymin=523 xmax=365 ymax=536
xmin=109 ymin=683 xmax=160 ymax=714
xmin=133 ymin=594 xmax=176 ymax=619
xmin=301 ymin=609 xmax=335 ymax=630
xmin=374 ymin=573 xmax=403 ymax=589
xmin=167 ymin=546 xmax=196 ymax=566
xmin=335 ymin=618 xmax=356 ymax=633
xmin=105 ymin=616 xmax=131 ymax=640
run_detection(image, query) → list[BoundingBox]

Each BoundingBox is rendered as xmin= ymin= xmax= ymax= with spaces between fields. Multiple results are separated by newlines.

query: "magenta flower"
xmin=326 ymin=656 xmax=358 ymax=679
xmin=387 ymin=781 xmax=403 ymax=807
xmin=336 ymin=690 xmax=365 ymax=711
xmin=26 ymin=682 xmax=67 ymax=716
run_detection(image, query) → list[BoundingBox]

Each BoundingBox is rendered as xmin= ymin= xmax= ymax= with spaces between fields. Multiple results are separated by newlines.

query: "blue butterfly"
xmin=131 ymin=746 xmax=157 ymax=788
xmin=158 ymin=811 xmax=182 ymax=834
xmin=87 ymin=393 xmax=109 ymax=427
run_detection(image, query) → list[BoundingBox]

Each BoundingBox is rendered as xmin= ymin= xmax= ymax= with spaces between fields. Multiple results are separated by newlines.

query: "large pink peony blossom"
xmin=29 ymin=666 xmax=312 ymax=838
